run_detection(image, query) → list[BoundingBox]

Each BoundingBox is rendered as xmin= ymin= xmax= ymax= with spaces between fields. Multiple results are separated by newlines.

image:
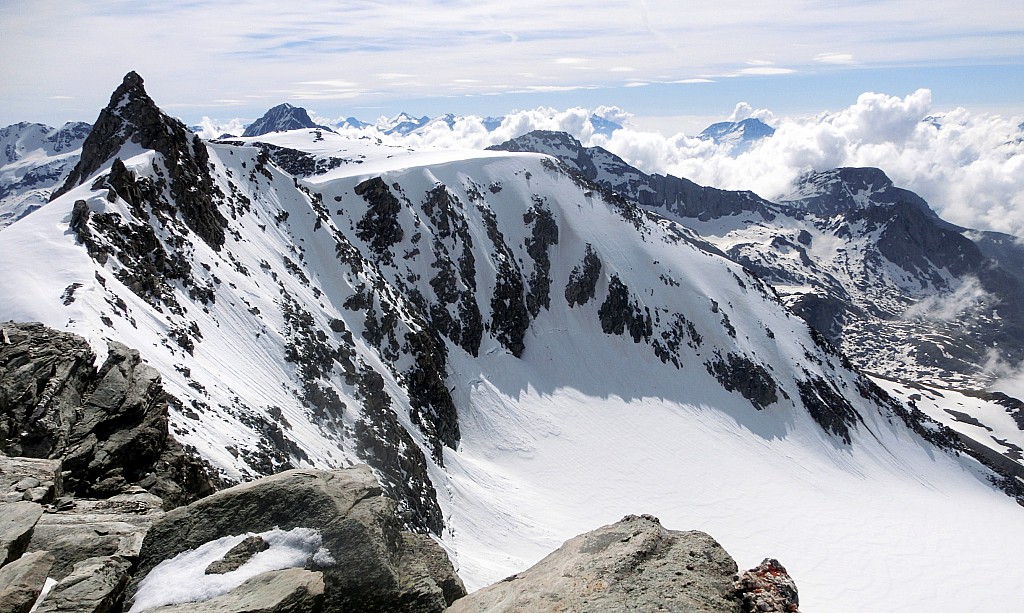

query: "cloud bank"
xmin=200 ymin=90 xmax=1024 ymax=237
xmin=284 ymin=90 xmax=1020 ymax=238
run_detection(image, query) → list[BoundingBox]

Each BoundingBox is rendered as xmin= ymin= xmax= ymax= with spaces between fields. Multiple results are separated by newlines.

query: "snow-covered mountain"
xmin=375 ymin=111 xmax=431 ymax=135
xmin=3 ymin=73 xmax=1024 ymax=612
xmin=492 ymin=130 xmax=1024 ymax=482
xmin=325 ymin=111 xmax=621 ymax=138
xmin=698 ymin=117 xmax=775 ymax=153
xmin=0 ymin=121 xmax=91 ymax=228
xmin=241 ymin=103 xmax=332 ymax=138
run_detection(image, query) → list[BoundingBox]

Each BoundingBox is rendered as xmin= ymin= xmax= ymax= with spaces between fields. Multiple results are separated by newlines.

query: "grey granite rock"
xmin=33 ymin=555 xmax=131 ymax=613
xmin=447 ymin=514 xmax=744 ymax=613
xmin=0 ymin=550 xmax=54 ymax=613
xmin=0 ymin=501 xmax=43 ymax=567
xmin=129 ymin=466 xmax=464 ymax=613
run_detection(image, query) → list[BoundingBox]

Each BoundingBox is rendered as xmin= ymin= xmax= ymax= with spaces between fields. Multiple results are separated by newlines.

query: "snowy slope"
xmin=495 ymin=131 xmax=1024 ymax=391
xmin=0 ymin=121 xmax=90 ymax=228
xmin=2 ymin=75 xmax=1023 ymax=612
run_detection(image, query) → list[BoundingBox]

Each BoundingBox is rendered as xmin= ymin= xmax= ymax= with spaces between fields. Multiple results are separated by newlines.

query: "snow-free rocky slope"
xmin=2 ymin=73 xmax=1023 ymax=611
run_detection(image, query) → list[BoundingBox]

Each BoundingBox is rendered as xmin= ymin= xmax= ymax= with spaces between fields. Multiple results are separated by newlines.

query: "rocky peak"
xmin=781 ymin=167 xmax=935 ymax=218
xmin=488 ymin=130 xmax=600 ymax=178
xmin=242 ymin=103 xmax=328 ymax=138
xmin=51 ymin=71 xmax=227 ymax=250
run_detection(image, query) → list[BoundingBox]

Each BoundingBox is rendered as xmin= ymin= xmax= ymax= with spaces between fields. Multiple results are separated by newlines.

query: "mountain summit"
xmin=241 ymin=103 xmax=329 ymax=137
xmin=51 ymin=70 xmax=226 ymax=249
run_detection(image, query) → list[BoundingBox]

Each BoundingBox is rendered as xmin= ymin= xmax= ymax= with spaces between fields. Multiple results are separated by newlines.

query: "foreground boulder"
xmin=34 ymin=555 xmax=132 ymax=613
xmin=127 ymin=466 xmax=465 ymax=612
xmin=0 ymin=322 xmax=214 ymax=508
xmin=447 ymin=514 xmax=800 ymax=613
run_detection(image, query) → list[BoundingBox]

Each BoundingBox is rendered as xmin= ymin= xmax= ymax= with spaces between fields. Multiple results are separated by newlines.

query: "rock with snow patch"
xmin=128 ymin=466 xmax=465 ymax=612
xmin=447 ymin=514 xmax=749 ymax=613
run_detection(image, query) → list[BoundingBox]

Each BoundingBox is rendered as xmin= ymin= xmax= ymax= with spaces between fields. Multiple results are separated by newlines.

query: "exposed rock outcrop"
xmin=34 ymin=555 xmax=132 ymax=613
xmin=447 ymin=514 xmax=797 ymax=613
xmin=0 ymin=322 xmax=214 ymax=508
xmin=1 ymin=457 xmax=62 ymax=504
xmin=26 ymin=487 xmax=164 ymax=580
xmin=735 ymin=558 xmax=800 ymax=613
xmin=51 ymin=71 xmax=227 ymax=251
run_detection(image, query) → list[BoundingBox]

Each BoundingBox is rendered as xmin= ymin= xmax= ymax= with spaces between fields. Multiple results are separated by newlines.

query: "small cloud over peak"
xmin=728 ymin=102 xmax=776 ymax=125
xmin=554 ymin=58 xmax=588 ymax=65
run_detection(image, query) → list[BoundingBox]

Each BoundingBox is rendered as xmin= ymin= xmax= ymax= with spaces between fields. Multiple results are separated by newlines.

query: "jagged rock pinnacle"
xmin=50 ymin=72 xmax=227 ymax=250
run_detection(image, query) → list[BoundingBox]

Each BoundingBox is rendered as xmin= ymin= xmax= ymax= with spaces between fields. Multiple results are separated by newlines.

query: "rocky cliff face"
xmin=0 ymin=321 xmax=214 ymax=507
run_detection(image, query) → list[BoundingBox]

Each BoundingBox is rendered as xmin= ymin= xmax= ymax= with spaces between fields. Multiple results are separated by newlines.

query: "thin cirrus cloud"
xmin=1 ymin=0 xmax=1022 ymax=125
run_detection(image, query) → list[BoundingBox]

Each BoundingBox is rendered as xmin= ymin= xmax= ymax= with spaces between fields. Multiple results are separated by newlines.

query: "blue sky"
xmin=2 ymin=0 xmax=1022 ymax=132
